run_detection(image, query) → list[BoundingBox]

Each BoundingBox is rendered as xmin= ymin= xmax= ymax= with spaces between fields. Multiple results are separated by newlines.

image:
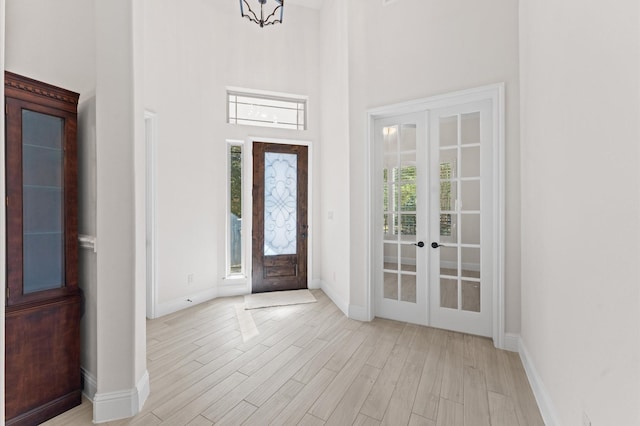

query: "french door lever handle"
xmin=431 ymin=242 xmax=441 ymax=248
xmin=414 ymin=241 xmax=425 ymax=248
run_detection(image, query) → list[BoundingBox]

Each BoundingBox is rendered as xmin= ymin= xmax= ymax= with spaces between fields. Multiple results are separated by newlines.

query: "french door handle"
xmin=414 ymin=241 xmax=425 ymax=248
xmin=431 ymin=242 xmax=441 ymax=248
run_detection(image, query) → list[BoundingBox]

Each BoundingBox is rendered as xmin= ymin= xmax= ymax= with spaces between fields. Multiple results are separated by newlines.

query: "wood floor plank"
xmin=488 ymin=391 xmax=520 ymax=426
xmin=185 ymin=415 xmax=214 ymax=426
xmin=271 ymin=369 xmax=337 ymax=425
xmin=324 ymin=330 xmax=368 ymax=372
xmin=243 ymin=379 xmax=304 ymax=425
xmin=201 ymin=345 xmax=302 ymax=422
xmin=462 ymin=366 xmax=491 ymax=426
xmin=309 ymin=343 xmax=375 ymax=420
xmin=150 ymin=344 xmax=266 ymax=419
xmin=412 ymin=339 xmax=445 ymax=420
xmin=214 ymin=401 xmax=257 ymax=426
xmin=292 ymin=328 xmax=352 ymax=384
xmin=157 ymin=371 xmax=247 ymax=425
xmin=325 ymin=364 xmax=381 ymax=426
xmin=353 ymin=413 xmax=382 ymax=426
xmin=360 ymin=343 xmax=410 ymax=420
xmin=298 ymin=413 xmax=327 ymax=426
xmin=435 ymin=398 xmax=463 ymax=426
xmin=440 ymin=333 xmax=464 ymax=404
xmin=380 ymin=347 xmax=427 ymax=426
xmin=409 ymin=413 xmax=437 ymax=426
xmin=244 ymin=338 xmax=328 ymax=406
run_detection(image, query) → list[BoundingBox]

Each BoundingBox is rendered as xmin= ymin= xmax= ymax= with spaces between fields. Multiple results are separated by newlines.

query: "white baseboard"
xmin=155 ymin=287 xmax=217 ymax=318
xmin=310 ymin=278 xmax=322 ymax=290
xmin=503 ymin=332 xmax=520 ymax=352
xmin=81 ymin=368 xmax=97 ymax=401
xmin=319 ymin=280 xmax=349 ymax=316
xmin=93 ymin=370 xmax=150 ymax=423
xmin=348 ymin=304 xmax=370 ymax=322
xmin=517 ymin=337 xmax=560 ymax=426
xmin=217 ymin=283 xmax=249 ymax=298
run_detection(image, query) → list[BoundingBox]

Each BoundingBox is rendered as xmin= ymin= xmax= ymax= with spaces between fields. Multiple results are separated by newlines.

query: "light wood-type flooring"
xmin=43 ymin=289 xmax=544 ymax=426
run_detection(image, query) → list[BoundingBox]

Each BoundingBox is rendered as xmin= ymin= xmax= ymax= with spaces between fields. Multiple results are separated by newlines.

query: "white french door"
xmin=374 ymin=113 xmax=428 ymax=325
xmin=428 ymin=99 xmax=494 ymax=337
xmin=372 ymin=90 xmax=500 ymax=339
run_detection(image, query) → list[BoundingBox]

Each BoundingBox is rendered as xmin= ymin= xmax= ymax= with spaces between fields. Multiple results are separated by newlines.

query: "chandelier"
xmin=240 ymin=0 xmax=284 ymax=28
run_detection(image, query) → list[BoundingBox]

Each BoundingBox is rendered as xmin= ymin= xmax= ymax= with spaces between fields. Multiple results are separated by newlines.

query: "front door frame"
xmin=365 ymin=84 xmax=506 ymax=348
xmin=245 ymin=137 xmax=313 ymax=294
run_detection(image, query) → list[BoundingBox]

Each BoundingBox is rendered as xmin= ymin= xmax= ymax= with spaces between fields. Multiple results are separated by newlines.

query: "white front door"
xmin=428 ymin=99 xmax=494 ymax=337
xmin=374 ymin=113 xmax=428 ymax=325
xmin=372 ymin=93 xmax=499 ymax=338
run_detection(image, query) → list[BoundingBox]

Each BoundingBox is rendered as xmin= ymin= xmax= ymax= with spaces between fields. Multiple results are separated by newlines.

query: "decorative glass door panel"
xmin=376 ymin=113 xmax=427 ymax=325
xmin=264 ymin=152 xmax=297 ymax=256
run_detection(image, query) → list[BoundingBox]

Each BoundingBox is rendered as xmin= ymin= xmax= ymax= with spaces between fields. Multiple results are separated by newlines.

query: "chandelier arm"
xmin=241 ymin=0 xmax=261 ymax=24
xmin=262 ymin=4 xmax=283 ymax=25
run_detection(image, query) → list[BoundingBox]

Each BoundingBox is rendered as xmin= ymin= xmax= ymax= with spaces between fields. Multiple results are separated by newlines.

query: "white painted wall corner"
xmin=319 ymin=280 xmax=349 ymax=316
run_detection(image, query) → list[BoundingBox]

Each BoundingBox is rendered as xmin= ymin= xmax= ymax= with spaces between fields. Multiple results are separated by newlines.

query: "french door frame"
xmin=244 ymin=137 xmax=314 ymax=294
xmin=365 ymin=84 xmax=506 ymax=348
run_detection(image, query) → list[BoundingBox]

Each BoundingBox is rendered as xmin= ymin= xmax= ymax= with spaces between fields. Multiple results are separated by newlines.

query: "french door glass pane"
xmin=264 ymin=152 xmax=297 ymax=256
xmin=438 ymin=114 xmax=482 ymax=312
xmin=462 ymin=280 xmax=481 ymax=312
xmin=401 ymin=274 xmax=417 ymax=303
xmin=22 ymin=110 xmax=64 ymax=294
xmin=382 ymin=124 xmax=417 ymax=303
xmin=440 ymin=278 xmax=458 ymax=309
xmin=461 ymin=112 xmax=480 ymax=144
xmin=461 ymin=146 xmax=481 ymax=177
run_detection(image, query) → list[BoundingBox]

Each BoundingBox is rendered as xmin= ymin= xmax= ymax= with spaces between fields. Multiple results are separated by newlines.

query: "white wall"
xmin=318 ymin=0 xmax=351 ymax=313
xmin=5 ymin=0 xmax=95 ymax=100
xmin=519 ymin=0 xmax=640 ymax=424
xmin=143 ymin=0 xmax=321 ymax=310
xmin=344 ymin=0 xmax=522 ymax=332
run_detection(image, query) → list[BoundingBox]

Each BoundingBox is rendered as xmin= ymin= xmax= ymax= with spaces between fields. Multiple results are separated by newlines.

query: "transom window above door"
xmin=227 ymin=88 xmax=307 ymax=130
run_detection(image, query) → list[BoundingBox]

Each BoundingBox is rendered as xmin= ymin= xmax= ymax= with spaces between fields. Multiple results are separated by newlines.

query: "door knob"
xmin=414 ymin=241 xmax=425 ymax=248
xmin=431 ymin=242 xmax=441 ymax=248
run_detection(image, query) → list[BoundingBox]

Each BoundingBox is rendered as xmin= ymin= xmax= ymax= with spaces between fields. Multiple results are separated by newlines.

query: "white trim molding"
xmin=518 ymin=337 xmax=561 ymax=426
xmin=155 ymin=287 xmax=217 ymax=318
xmin=93 ymin=370 xmax=150 ymax=424
xmin=81 ymin=368 xmax=98 ymax=401
xmin=78 ymin=234 xmax=97 ymax=253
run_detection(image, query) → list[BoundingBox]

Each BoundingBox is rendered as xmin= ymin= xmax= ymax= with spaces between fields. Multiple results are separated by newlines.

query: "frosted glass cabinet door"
xmin=22 ymin=109 xmax=65 ymax=294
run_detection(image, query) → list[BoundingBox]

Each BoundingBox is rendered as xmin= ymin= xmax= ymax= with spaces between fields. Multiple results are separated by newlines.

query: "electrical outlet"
xmin=187 ymin=273 xmax=195 ymax=285
xmin=582 ymin=412 xmax=591 ymax=426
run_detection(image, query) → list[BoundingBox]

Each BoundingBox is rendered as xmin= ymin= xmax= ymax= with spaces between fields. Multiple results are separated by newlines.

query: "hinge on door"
xmin=5 ymin=196 xmax=8 ymax=207
xmin=6 ymin=287 xmax=9 ymax=300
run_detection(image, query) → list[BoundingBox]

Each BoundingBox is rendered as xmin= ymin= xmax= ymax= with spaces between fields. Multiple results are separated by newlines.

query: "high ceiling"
xmin=286 ymin=0 xmax=323 ymax=10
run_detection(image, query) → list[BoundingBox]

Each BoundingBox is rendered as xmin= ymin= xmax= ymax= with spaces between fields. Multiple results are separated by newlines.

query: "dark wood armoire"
xmin=4 ymin=71 xmax=82 ymax=425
